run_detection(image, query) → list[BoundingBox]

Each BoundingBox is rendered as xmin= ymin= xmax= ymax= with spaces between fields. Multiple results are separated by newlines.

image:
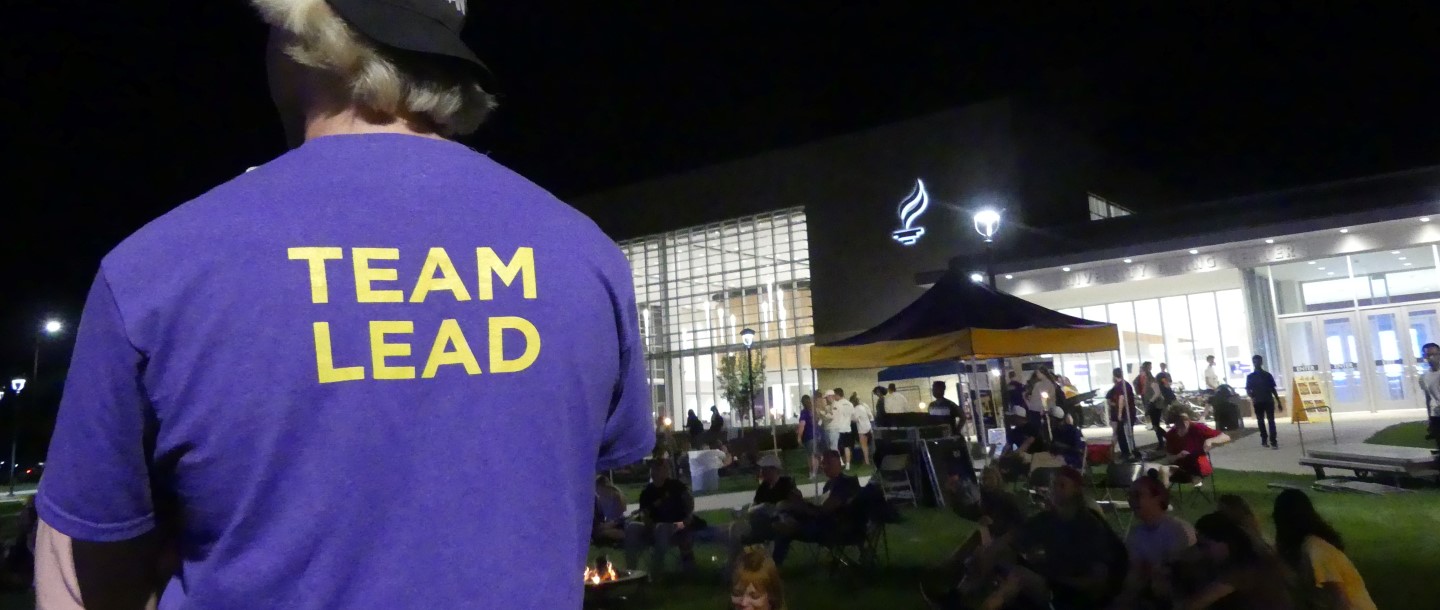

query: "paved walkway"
xmin=629 ymin=411 xmax=1426 ymax=514
xmin=1084 ymin=408 xmax=1426 ymax=475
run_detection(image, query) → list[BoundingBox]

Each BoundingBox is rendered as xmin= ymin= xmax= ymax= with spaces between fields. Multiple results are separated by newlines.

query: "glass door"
xmin=1281 ymin=318 xmax=1321 ymax=410
xmin=1362 ymin=310 xmax=1414 ymax=411
xmin=1320 ymin=314 xmax=1368 ymax=412
xmin=1406 ymin=306 xmax=1440 ymax=399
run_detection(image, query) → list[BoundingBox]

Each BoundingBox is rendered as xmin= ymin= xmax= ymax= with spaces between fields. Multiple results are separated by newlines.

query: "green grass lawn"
xmin=595 ymin=468 xmax=1440 ymax=610
xmin=1365 ymin=420 xmax=1434 ymax=448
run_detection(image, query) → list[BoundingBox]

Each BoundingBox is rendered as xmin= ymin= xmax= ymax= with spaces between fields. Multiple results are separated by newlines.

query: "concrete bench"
xmin=1298 ymin=457 xmax=1436 ymax=485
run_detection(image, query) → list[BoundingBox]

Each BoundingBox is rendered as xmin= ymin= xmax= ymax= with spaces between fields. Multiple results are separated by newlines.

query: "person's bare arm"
xmin=36 ymin=521 xmax=165 ymax=610
xmin=1204 ymin=432 xmax=1231 ymax=450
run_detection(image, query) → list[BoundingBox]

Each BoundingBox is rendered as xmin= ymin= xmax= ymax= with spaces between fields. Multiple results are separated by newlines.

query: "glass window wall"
xmin=620 ymin=208 xmax=814 ymax=429
xmin=1050 ymin=289 xmax=1252 ymax=397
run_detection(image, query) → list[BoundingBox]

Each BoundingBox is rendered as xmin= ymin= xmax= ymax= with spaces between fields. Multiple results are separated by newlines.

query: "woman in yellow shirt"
xmin=1273 ymin=489 xmax=1377 ymax=610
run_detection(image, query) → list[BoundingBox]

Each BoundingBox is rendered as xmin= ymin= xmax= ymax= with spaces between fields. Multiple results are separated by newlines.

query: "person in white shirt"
xmin=824 ymin=389 xmax=855 ymax=467
xmin=850 ymin=393 xmax=874 ymax=467
xmin=886 ymin=383 xmax=910 ymax=414
xmin=1418 ymin=342 xmax=1440 ymax=452
xmin=1204 ymin=355 xmax=1223 ymax=392
xmin=1025 ymin=370 xmax=1057 ymax=426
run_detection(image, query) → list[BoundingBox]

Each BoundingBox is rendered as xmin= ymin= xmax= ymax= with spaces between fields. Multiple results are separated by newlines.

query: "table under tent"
xmin=811 ymin=268 xmax=1121 ymax=508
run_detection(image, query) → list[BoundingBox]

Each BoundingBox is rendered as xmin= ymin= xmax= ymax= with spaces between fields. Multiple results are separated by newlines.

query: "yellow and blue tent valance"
xmin=811 ymin=270 xmax=1119 ymax=369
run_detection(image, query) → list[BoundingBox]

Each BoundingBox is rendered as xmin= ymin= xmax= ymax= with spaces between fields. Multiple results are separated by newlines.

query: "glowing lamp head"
xmin=9 ymin=379 xmax=25 ymax=394
xmin=740 ymin=328 xmax=756 ymax=348
xmin=969 ymin=272 xmax=985 ymax=283
xmin=973 ymin=209 xmax=1001 ymax=242
xmin=42 ymin=320 xmax=63 ymax=334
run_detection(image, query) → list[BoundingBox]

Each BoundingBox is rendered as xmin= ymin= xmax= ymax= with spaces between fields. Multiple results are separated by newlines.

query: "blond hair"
xmin=252 ymin=0 xmax=495 ymax=135
xmin=731 ymin=546 xmax=786 ymax=609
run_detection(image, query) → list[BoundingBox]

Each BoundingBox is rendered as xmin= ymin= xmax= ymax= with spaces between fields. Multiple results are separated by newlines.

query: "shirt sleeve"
xmin=1306 ymin=539 xmax=1346 ymax=586
xmin=1198 ymin=423 xmax=1221 ymax=440
xmin=35 ymin=270 xmax=157 ymax=543
xmin=596 ymin=259 xmax=656 ymax=471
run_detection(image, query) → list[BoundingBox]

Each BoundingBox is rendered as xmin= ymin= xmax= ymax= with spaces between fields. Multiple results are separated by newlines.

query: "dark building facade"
xmin=575 ymin=95 xmax=1168 ymax=424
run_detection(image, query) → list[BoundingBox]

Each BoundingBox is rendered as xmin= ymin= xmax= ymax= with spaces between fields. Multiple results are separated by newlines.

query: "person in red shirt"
xmin=1158 ymin=409 xmax=1231 ymax=489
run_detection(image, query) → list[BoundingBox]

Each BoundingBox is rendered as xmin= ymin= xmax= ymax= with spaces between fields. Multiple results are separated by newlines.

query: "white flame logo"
xmin=891 ymin=179 xmax=930 ymax=246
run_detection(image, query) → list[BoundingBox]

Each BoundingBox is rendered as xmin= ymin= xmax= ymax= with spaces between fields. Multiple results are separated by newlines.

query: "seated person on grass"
xmin=1046 ymin=407 xmax=1087 ymax=470
xmin=979 ymin=467 xmax=1126 ymax=610
xmin=1158 ymin=408 xmax=1230 ymax=489
xmin=1109 ymin=473 xmax=1196 ymax=609
xmin=623 ymin=459 xmax=697 ymax=575
xmin=771 ymin=450 xmax=860 ymax=566
xmin=998 ymin=406 xmax=1050 ymax=480
xmin=726 ymin=453 xmax=802 ymax=575
xmin=928 ymin=465 xmax=1031 ymax=608
xmin=592 ymin=474 xmax=629 ymax=545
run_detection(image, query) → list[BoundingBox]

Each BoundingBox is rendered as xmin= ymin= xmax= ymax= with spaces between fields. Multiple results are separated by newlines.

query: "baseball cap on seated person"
xmin=758 ymin=454 xmax=783 ymax=469
xmin=325 ymin=0 xmax=494 ymax=83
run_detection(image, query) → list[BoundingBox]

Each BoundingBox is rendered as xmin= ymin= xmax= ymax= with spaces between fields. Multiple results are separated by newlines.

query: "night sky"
xmin=3 ymin=0 xmax=1440 ymax=389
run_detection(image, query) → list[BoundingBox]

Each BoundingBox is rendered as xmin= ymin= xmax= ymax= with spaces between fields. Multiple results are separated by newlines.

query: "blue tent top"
xmin=812 ymin=269 xmax=1119 ymax=368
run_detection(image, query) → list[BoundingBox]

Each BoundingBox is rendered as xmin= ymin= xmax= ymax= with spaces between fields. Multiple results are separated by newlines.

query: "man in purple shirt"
xmin=34 ymin=1 xmax=654 ymax=608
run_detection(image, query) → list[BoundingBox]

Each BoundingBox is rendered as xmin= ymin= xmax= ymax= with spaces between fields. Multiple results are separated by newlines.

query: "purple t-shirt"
xmin=38 ymin=134 xmax=654 ymax=609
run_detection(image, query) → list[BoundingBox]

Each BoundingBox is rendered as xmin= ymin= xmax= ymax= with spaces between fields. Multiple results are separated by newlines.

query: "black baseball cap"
xmin=325 ymin=0 xmax=493 ymax=83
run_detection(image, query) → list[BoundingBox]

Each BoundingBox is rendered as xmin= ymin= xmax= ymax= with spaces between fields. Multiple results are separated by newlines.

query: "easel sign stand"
xmin=1291 ymin=373 xmax=1339 ymax=456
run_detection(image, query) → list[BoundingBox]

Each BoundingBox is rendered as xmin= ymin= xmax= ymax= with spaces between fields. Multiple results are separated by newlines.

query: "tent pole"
xmin=970 ymin=358 xmax=984 ymax=461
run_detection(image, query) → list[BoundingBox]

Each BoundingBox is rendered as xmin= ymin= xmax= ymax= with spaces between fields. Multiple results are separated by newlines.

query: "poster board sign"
xmin=986 ymin=427 xmax=1006 ymax=445
xmin=1289 ymin=372 xmax=1332 ymax=423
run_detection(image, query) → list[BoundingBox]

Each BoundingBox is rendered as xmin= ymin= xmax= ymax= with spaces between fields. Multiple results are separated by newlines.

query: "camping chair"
xmin=1170 ymin=450 xmax=1218 ymax=505
xmin=877 ymin=454 xmax=917 ymax=508
xmin=819 ymin=484 xmax=888 ymax=577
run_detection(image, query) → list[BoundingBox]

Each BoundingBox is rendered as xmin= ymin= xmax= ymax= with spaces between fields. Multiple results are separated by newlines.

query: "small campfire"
xmin=583 ymin=563 xmax=620 ymax=586
xmin=582 ymin=555 xmax=646 ymax=607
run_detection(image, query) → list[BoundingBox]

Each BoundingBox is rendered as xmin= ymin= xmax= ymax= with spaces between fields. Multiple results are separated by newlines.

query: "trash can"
xmin=687 ymin=450 xmax=720 ymax=493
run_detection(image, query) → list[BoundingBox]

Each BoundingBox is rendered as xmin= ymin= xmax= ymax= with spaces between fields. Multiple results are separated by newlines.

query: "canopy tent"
xmin=811 ymin=269 xmax=1119 ymax=369
xmin=813 ymin=268 xmax=1123 ymax=467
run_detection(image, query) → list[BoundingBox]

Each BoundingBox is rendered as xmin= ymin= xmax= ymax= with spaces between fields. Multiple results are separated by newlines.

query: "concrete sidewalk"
xmin=1082 ymin=408 xmax=1426 ymax=475
xmin=624 ymin=410 xmax=1423 ymax=515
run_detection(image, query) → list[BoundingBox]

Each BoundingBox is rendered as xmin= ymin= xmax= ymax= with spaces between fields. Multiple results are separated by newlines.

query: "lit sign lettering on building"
xmin=891 ymin=179 xmax=930 ymax=246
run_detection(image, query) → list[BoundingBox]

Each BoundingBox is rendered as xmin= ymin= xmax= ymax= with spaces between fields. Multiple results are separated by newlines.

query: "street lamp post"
xmin=973 ymin=209 xmax=1002 ymax=289
xmin=740 ymin=329 xmax=756 ymax=432
xmin=11 ymin=319 xmax=63 ymax=495
xmin=6 ymin=378 xmax=25 ymax=497
xmin=739 ymin=328 xmax=777 ymax=454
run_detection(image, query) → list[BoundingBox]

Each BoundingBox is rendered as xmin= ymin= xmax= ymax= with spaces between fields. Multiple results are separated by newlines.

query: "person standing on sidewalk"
xmin=1204 ymin=355 xmax=1223 ymax=393
xmin=1135 ymin=362 xmax=1164 ymax=449
xmin=1417 ymin=342 xmax=1440 ymax=457
xmin=1246 ymin=355 xmax=1282 ymax=449
xmin=1107 ymin=367 xmax=1140 ymax=461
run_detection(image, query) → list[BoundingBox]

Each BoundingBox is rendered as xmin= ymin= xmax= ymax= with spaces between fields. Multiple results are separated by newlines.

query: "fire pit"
xmin=583 ymin=556 xmax=647 ymax=608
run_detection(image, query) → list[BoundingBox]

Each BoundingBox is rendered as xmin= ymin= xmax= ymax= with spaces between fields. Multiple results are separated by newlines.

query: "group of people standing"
xmin=796 ymin=388 xmax=874 ymax=475
xmin=1104 ymin=355 xmax=1283 ymax=460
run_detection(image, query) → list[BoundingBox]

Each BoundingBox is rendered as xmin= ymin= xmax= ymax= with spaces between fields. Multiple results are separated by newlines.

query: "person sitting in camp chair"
xmin=725 ymin=454 xmax=803 ymax=575
xmin=1157 ymin=408 xmax=1230 ymax=490
xmin=771 ymin=450 xmax=860 ymax=567
xmin=998 ymin=406 xmax=1052 ymax=481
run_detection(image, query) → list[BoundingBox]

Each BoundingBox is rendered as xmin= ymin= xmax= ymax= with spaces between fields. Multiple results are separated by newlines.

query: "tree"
xmin=717 ymin=350 xmax=766 ymax=427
